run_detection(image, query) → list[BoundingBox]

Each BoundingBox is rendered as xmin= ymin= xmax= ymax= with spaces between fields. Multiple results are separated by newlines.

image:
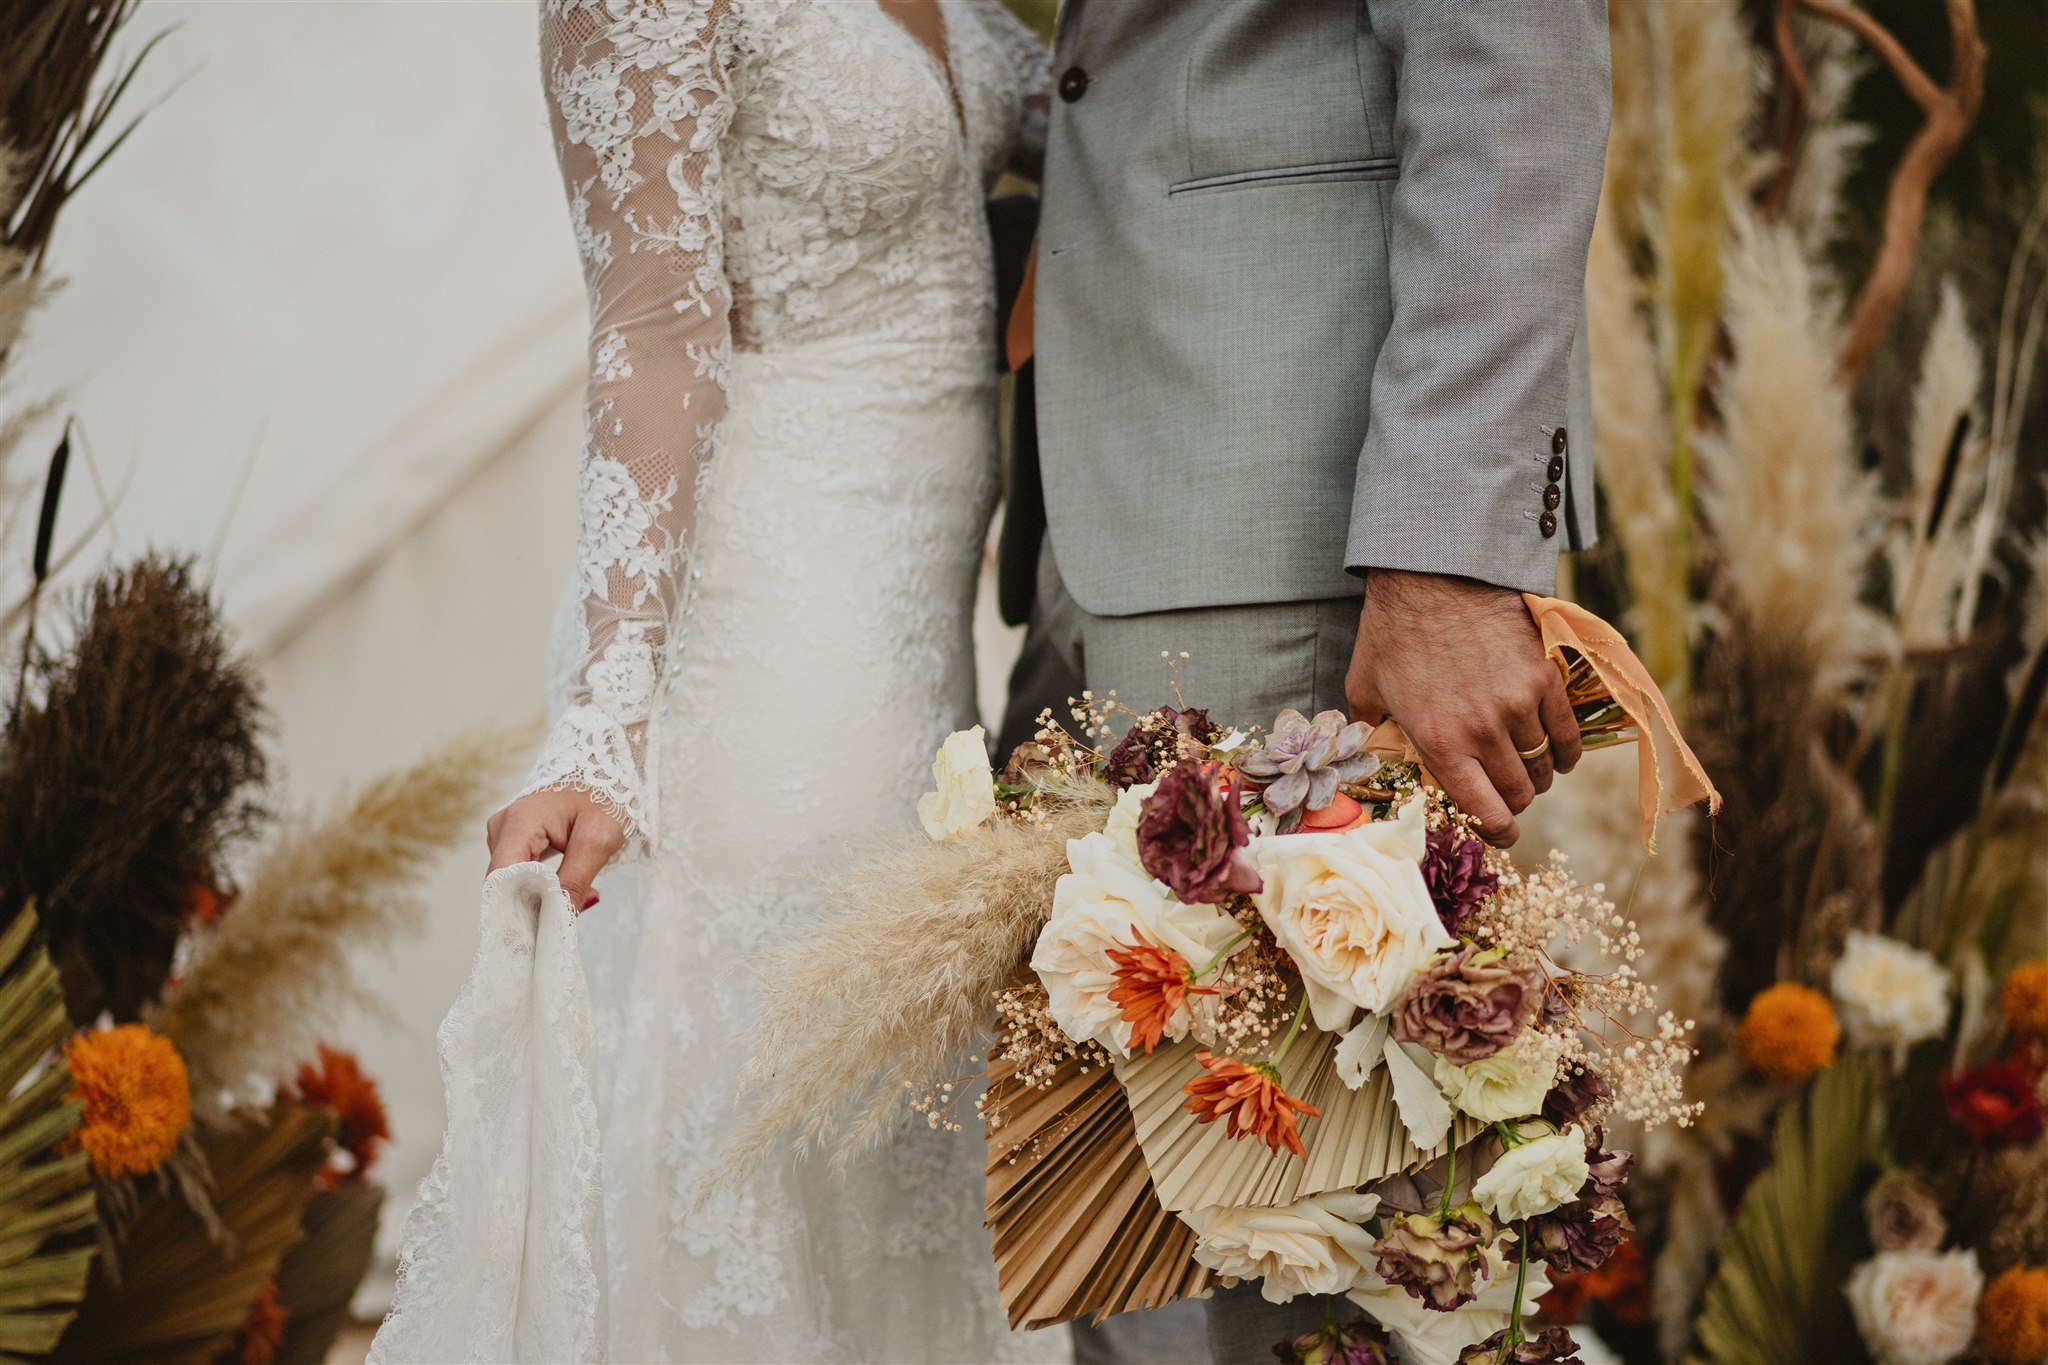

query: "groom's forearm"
xmin=1343 ymin=0 xmax=1610 ymax=596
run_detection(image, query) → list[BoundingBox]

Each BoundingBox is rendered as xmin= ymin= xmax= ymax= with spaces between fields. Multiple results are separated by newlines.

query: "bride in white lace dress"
xmin=372 ymin=1 xmax=1058 ymax=1360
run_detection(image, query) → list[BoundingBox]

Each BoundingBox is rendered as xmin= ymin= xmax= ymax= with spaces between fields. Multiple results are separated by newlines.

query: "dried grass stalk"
xmin=1893 ymin=282 xmax=1987 ymax=646
xmin=725 ymin=775 xmax=1114 ymax=1177
xmin=155 ymin=723 xmax=530 ymax=1121
xmin=0 ymin=556 xmax=266 ymax=1022
xmin=1777 ymin=23 xmax=1870 ymax=260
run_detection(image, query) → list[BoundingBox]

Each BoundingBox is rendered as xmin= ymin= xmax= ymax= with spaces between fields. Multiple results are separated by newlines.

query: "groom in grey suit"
xmin=1005 ymin=1 xmax=1612 ymax=1359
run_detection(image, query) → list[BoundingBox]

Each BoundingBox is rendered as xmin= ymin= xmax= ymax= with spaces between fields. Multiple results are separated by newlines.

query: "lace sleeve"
xmin=521 ymin=0 xmax=739 ymax=858
xmin=968 ymin=0 xmax=1051 ymax=179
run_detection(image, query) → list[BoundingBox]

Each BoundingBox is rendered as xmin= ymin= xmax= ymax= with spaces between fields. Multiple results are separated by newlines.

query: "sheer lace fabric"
xmin=376 ymin=2 xmax=1057 ymax=1360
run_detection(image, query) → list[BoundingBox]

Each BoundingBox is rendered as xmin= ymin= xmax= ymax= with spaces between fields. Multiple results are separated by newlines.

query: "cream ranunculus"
xmin=1832 ymin=932 xmax=1951 ymax=1049
xmin=1845 ymin=1248 xmax=1983 ymax=1365
xmin=1472 ymin=1126 xmax=1590 ymax=1222
xmin=1030 ymin=833 xmax=1242 ymax=1056
xmin=1250 ymin=798 xmax=1452 ymax=1031
xmin=916 ymin=726 xmax=996 ymax=841
xmin=1102 ymin=781 xmax=1158 ymax=870
xmin=1349 ymin=1257 xmax=1548 ymax=1365
xmin=1435 ymin=1032 xmax=1560 ymax=1124
xmin=1180 ymin=1191 xmax=1380 ymax=1303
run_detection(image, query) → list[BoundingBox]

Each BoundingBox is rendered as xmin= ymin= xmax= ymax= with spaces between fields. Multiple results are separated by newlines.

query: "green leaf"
xmin=1686 ymin=1055 xmax=1880 ymax=1365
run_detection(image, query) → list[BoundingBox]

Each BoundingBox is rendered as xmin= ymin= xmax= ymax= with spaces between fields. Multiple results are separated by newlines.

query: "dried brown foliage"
xmin=0 ymin=556 xmax=265 ymax=1022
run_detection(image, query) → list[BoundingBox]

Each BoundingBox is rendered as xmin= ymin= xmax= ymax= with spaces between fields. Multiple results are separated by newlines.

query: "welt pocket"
xmin=1166 ymin=157 xmax=1399 ymax=196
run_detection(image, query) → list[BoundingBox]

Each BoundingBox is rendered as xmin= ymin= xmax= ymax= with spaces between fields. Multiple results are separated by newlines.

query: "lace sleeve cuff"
xmin=521 ymin=702 xmax=656 ymax=861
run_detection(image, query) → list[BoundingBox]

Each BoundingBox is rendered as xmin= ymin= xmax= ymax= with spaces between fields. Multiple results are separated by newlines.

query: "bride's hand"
xmin=485 ymin=787 xmax=625 ymax=913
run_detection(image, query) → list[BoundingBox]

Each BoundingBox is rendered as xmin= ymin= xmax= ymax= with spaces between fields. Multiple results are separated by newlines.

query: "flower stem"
xmin=1193 ymin=930 xmax=1251 ymax=981
xmin=1507 ymin=1219 xmax=1532 ymax=1347
xmin=1437 ymin=1146 xmax=1458 ymax=1219
xmin=1270 ymin=995 xmax=1311 ymax=1067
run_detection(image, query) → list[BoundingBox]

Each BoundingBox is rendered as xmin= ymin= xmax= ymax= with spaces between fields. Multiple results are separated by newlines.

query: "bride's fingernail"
xmin=582 ymin=892 xmax=600 ymax=911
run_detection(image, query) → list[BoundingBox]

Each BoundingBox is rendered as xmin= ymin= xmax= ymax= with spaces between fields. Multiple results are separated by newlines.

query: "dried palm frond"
xmin=271 ymin=1181 xmax=381 ymax=1365
xmin=1685 ymin=1054 xmax=1878 ymax=1365
xmin=47 ymin=1101 xmax=331 ymax=1365
xmin=0 ymin=903 xmax=98 ymax=1358
xmin=0 ymin=556 xmax=267 ymax=1023
xmin=154 ymin=723 xmax=530 ymax=1121
xmin=725 ymin=774 xmax=1115 ymax=1178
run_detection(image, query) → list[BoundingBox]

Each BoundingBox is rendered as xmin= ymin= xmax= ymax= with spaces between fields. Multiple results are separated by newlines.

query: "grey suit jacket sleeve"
xmin=1345 ymin=0 xmax=1610 ymax=595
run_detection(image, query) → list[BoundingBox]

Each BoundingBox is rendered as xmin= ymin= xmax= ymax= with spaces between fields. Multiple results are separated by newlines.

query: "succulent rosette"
xmin=1237 ymin=707 xmax=1381 ymax=832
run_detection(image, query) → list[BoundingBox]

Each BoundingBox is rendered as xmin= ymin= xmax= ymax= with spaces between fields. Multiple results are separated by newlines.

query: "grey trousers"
xmin=1018 ymin=540 xmax=1366 ymax=1365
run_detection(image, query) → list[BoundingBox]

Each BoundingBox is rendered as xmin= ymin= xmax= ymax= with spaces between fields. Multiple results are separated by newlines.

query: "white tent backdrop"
xmin=10 ymin=0 xmax=1023 ymax=1306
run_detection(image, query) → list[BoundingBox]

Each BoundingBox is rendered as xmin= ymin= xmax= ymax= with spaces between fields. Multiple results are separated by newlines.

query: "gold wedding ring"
xmin=1517 ymin=735 xmax=1552 ymax=762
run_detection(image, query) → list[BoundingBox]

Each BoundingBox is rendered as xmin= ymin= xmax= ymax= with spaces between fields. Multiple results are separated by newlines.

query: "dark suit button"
xmin=1551 ymin=427 xmax=1568 ymax=456
xmin=1543 ymin=484 xmax=1562 ymax=511
xmin=1058 ymin=67 xmax=1089 ymax=102
xmin=1546 ymin=455 xmax=1566 ymax=483
xmin=1539 ymin=510 xmax=1558 ymax=538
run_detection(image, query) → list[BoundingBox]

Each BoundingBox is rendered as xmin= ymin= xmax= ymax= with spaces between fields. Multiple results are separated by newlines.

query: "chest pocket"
xmin=1178 ymin=1 xmax=1387 ymax=190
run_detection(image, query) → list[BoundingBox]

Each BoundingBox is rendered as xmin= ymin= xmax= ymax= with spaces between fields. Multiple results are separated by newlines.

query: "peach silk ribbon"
xmin=1522 ymin=593 xmax=1720 ymax=850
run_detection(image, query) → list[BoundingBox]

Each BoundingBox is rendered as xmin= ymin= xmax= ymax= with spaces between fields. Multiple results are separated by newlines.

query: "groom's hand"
xmin=1344 ymin=570 xmax=1582 ymax=846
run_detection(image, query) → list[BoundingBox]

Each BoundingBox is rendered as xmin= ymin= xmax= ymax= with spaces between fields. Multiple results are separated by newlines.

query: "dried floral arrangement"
xmin=1525 ymin=0 xmax=2048 ymax=1361
xmin=734 ymin=596 xmax=1717 ymax=1364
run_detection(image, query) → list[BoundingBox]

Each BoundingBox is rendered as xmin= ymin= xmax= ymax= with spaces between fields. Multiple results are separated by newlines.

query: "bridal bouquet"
xmin=733 ymin=597 xmax=1718 ymax=1365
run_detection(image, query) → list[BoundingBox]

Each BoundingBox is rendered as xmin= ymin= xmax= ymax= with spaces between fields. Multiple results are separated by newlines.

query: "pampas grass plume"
xmin=156 ymin=722 xmax=532 ymax=1121
xmin=723 ymin=774 xmax=1114 ymax=1181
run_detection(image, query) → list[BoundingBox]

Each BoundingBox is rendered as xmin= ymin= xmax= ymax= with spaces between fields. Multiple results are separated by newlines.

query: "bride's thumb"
xmin=557 ymin=814 xmax=623 ymax=914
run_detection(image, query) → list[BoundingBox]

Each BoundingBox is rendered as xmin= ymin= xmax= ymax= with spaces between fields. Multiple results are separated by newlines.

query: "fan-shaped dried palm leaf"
xmin=154 ymin=724 xmax=530 ymax=1121
xmin=48 ymin=1101 xmax=330 ymax=1365
xmin=0 ymin=903 xmax=97 ymax=1358
xmin=271 ymin=1181 xmax=381 ymax=1365
xmin=1684 ymin=1055 xmax=1877 ymax=1365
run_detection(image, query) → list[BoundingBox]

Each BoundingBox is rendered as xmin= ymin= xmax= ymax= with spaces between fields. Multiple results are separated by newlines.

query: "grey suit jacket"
xmin=1033 ymin=0 xmax=1610 ymax=616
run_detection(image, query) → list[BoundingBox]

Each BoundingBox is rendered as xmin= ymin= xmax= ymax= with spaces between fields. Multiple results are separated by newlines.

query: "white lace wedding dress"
xmin=370 ymin=1 xmax=1059 ymax=1360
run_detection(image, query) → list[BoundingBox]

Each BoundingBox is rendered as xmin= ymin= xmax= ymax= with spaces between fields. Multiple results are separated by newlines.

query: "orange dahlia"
xmin=293 ymin=1044 xmax=389 ymax=1186
xmin=1979 ymin=1265 xmax=2048 ymax=1363
xmin=2002 ymin=960 xmax=2048 ymax=1041
xmin=61 ymin=1024 xmax=190 ymax=1179
xmin=229 ymin=1278 xmax=289 ymax=1365
xmin=1737 ymin=982 xmax=1839 ymax=1083
xmin=1182 ymin=1048 xmax=1320 ymax=1158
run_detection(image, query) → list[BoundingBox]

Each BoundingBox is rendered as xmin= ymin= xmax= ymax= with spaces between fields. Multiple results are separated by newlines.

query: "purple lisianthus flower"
xmin=1272 ymin=1317 xmax=1393 ymax=1365
xmin=1371 ymin=1206 xmax=1502 ymax=1313
xmin=1540 ymin=1064 xmax=1612 ymax=1129
xmin=1105 ymin=705 xmax=1224 ymax=789
xmin=1458 ymin=1326 xmax=1583 ymax=1364
xmin=1392 ymin=946 xmax=1545 ymax=1064
xmin=1137 ymin=759 xmax=1261 ymax=904
xmin=1237 ymin=708 xmax=1378 ymax=832
xmin=1422 ymin=826 xmax=1500 ymax=930
xmin=1526 ymin=1127 xmax=1634 ymax=1275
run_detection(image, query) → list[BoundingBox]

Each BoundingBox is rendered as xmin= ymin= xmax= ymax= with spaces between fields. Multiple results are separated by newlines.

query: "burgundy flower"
xmin=1137 ymin=760 xmax=1262 ymax=904
xmin=1371 ymin=1206 xmax=1503 ymax=1313
xmin=1422 ymin=827 xmax=1500 ymax=931
xmin=1272 ymin=1317 xmax=1393 ymax=1365
xmin=1104 ymin=706 xmax=1222 ymax=789
xmin=1527 ymin=1128 xmax=1633 ymax=1276
xmin=1458 ymin=1326 xmax=1583 ymax=1364
xmin=1541 ymin=1064 xmax=1611 ymax=1129
xmin=1392 ymin=946 xmax=1544 ymax=1064
xmin=1579 ymin=1128 xmax=1633 ymax=1200
xmin=1941 ymin=1060 xmax=2045 ymax=1147
xmin=1237 ymin=708 xmax=1378 ymax=832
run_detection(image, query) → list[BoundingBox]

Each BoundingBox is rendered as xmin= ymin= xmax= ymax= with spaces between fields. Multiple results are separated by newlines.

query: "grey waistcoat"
xmin=1033 ymin=0 xmax=1611 ymax=617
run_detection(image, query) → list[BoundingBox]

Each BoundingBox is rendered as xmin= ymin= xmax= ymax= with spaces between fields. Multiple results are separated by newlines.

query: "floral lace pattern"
xmin=382 ymin=2 xmax=1057 ymax=1360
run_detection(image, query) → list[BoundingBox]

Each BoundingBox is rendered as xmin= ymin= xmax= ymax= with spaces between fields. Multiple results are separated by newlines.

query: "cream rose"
xmin=1845 ymin=1248 xmax=1982 ymax=1365
xmin=1832 ymin=933 xmax=1950 ymax=1049
xmin=916 ymin=727 xmax=996 ymax=841
xmin=1180 ymin=1191 xmax=1380 ymax=1303
xmin=1250 ymin=798 xmax=1452 ymax=1031
xmin=1031 ymin=833 xmax=1242 ymax=1056
xmin=1350 ymin=1257 xmax=1549 ymax=1365
xmin=1473 ymin=1126 xmax=1589 ymax=1222
xmin=1102 ymin=781 xmax=1157 ymax=870
xmin=1435 ymin=1031 xmax=1560 ymax=1124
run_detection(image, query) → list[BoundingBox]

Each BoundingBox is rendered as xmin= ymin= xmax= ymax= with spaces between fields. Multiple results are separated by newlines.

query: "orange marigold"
xmin=1182 ymin=1048 xmax=1320 ymax=1158
xmin=1107 ymin=936 xmax=1215 ymax=1056
xmin=2002 ymin=960 xmax=2048 ymax=1041
xmin=293 ymin=1044 xmax=389 ymax=1186
xmin=1737 ymin=982 xmax=1839 ymax=1083
xmin=61 ymin=1024 xmax=190 ymax=1179
xmin=228 ymin=1278 xmax=289 ymax=1365
xmin=1980 ymin=1265 xmax=2048 ymax=1363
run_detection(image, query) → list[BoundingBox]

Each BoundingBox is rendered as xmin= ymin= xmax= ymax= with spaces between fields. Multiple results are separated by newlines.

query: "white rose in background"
xmin=1350 ymin=1258 xmax=1550 ymax=1365
xmin=1845 ymin=1248 xmax=1983 ymax=1365
xmin=916 ymin=726 xmax=996 ymax=841
xmin=1250 ymin=798 xmax=1451 ymax=1031
xmin=1436 ymin=1030 xmax=1562 ymax=1124
xmin=1180 ymin=1191 xmax=1380 ymax=1303
xmin=1031 ymin=833 xmax=1242 ymax=1056
xmin=1832 ymin=932 xmax=1950 ymax=1049
xmin=1473 ymin=1126 xmax=1589 ymax=1222
xmin=1102 ymin=781 xmax=1157 ymax=870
